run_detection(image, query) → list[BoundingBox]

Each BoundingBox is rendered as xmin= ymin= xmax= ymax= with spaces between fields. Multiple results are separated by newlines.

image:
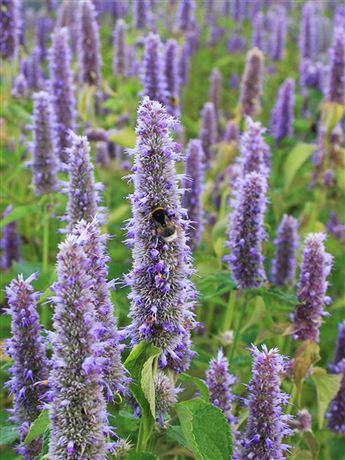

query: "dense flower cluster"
xmin=225 ymin=172 xmax=267 ymax=289
xmin=239 ymin=47 xmax=264 ymax=118
xmin=141 ymin=33 xmax=167 ymax=106
xmin=239 ymin=345 xmax=292 ymax=460
xmin=199 ymin=101 xmax=217 ymax=165
xmin=182 ymin=139 xmax=205 ymax=251
xmin=209 ymin=68 xmax=222 ymax=114
xmin=154 ymin=372 xmax=178 ymax=426
xmin=49 ymin=233 xmax=109 ymax=459
xmin=327 ymin=359 xmax=345 ymax=435
xmin=327 ymin=27 xmax=345 ymax=105
xmin=64 ymin=132 xmax=104 ymax=232
xmin=1 ymin=205 xmax=20 ymax=269
xmin=271 ymin=214 xmax=299 ymax=287
xmin=126 ymin=97 xmax=196 ymax=373
xmin=270 ymin=78 xmax=295 ymax=145
xmin=164 ymin=39 xmax=180 ymax=116
xmin=113 ymin=19 xmax=127 ymax=77
xmin=5 ymin=274 xmax=48 ymax=459
xmin=206 ymin=349 xmax=236 ymax=425
xmin=292 ymin=233 xmax=333 ymax=342
xmin=78 ymin=0 xmax=102 ymax=87
xmin=48 ymin=27 xmax=76 ymax=163
xmin=0 ymin=0 xmax=20 ymax=60
xmin=31 ymin=91 xmax=59 ymax=195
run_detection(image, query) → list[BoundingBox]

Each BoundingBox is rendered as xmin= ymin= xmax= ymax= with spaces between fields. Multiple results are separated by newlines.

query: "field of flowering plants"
xmin=1 ymin=0 xmax=345 ymax=459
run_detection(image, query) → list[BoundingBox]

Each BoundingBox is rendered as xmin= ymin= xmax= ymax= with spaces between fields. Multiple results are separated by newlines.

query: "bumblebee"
xmin=168 ymin=95 xmax=179 ymax=108
xmin=151 ymin=207 xmax=177 ymax=243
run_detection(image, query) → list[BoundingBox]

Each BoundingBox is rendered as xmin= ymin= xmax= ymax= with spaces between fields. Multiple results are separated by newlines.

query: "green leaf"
xmin=311 ymin=367 xmax=342 ymax=429
xmin=124 ymin=341 xmax=161 ymax=382
xmin=0 ymin=424 xmax=19 ymax=445
xmin=293 ymin=340 xmax=320 ymax=397
xmin=283 ymin=143 xmax=316 ymax=190
xmin=320 ymin=102 xmax=345 ymax=135
xmin=23 ymin=410 xmax=49 ymax=445
xmin=166 ymin=425 xmax=191 ymax=451
xmin=303 ymin=431 xmax=319 ymax=460
xmin=124 ymin=453 xmax=159 ymax=460
xmin=141 ymin=347 xmax=160 ymax=418
xmin=109 ymin=127 xmax=136 ymax=149
xmin=179 ymin=373 xmax=210 ymax=401
xmin=0 ymin=205 xmax=37 ymax=229
xmin=176 ymin=399 xmax=232 ymax=460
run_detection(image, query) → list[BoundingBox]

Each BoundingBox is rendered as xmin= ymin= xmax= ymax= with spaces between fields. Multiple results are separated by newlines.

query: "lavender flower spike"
xmin=209 ymin=68 xmax=222 ymax=115
xmin=268 ymin=6 xmax=287 ymax=61
xmin=72 ymin=220 xmax=127 ymax=400
xmin=49 ymin=233 xmax=108 ymax=459
xmin=327 ymin=28 xmax=345 ymax=105
xmin=0 ymin=0 xmax=20 ymax=60
xmin=1 ymin=205 xmax=20 ymax=269
xmin=271 ymin=214 xmax=299 ymax=287
xmin=126 ymin=97 xmax=196 ymax=373
xmin=176 ymin=0 xmax=195 ymax=32
xmin=164 ymin=39 xmax=180 ymax=116
xmin=206 ymin=349 xmax=236 ymax=425
xmin=5 ymin=274 xmax=48 ymax=459
xmin=239 ymin=345 xmax=292 ymax=460
xmin=327 ymin=359 xmax=345 ymax=435
xmin=113 ymin=19 xmax=127 ymax=78
xmin=223 ymin=121 xmax=239 ymax=143
xmin=64 ymin=132 xmax=104 ymax=232
xmin=225 ymin=172 xmax=267 ymax=289
xmin=154 ymin=372 xmax=178 ymax=427
xmin=332 ymin=321 xmax=345 ymax=370
xmin=182 ymin=140 xmax=205 ymax=251
xmin=199 ymin=101 xmax=217 ymax=166
xmin=239 ymin=117 xmax=270 ymax=180
xmin=178 ymin=43 xmax=190 ymax=87
xmin=140 ymin=33 xmax=167 ymax=107
xmin=31 ymin=91 xmax=59 ymax=195
xmin=270 ymin=78 xmax=295 ymax=145
xmin=132 ymin=0 xmax=148 ymax=30
xmin=78 ymin=0 xmax=102 ymax=87
xmin=292 ymin=233 xmax=333 ymax=343
xmin=252 ymin=12 xmax=265 ymax=50
xmin=239 ymin=48 xmax=264 ymax=118
xmin=49 ymin=28 xmax=76 ymax=164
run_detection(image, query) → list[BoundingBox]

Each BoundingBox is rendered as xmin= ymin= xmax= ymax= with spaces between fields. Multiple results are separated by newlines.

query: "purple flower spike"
xmin=252 ymin=12 xmax=265 ymax=50
xmin=49 ymin=233 xmax=108 ymax=459
xmin=209 ymin=68 xmax=222 ymax=115
xmin=332 ymin=321 xmax=345 ymax=371
xmin=199 ymin=101 xmax=217 ymax=166
xmin=223 ymin=121 xmax=239 ymax=143
xmin=271 ymin=214 xmax=299 ymax=287
xmin=239 ymin=345 xmax=292 ymax=460
xmin=0 ymin=0 xmax=20 ymax=60
xmin=225 ymin=172 xmax=267 ymax=290
xmin=176 ymin=0 xmax=195 ymax=32
xmin=132 ymin=0 xmax=148 ymax=29
xmin=78 ymin=0 xmax=102 ymax=87
xmin=270 ymin=78 xmax=295 ymax=145
xmin=113 ymin=19 xmax=127 ymax=77
xmin=25 ymin=47 xmax=43 ymax=91
xmin=182 ymin=140 xmax=205 ymax=251
xmin=327 ymin=28 xmax=345 ymax=105
xmin=31 ymin=91 xmax=59 ymax=195
xmin=12 ymin=72 xmax=28 ymax=98
xmin=327 ymin=212 xmax=345 ymax=242
xmin=268 ymin=6 xmax=287 ymax=61
xmin=141 ymin=33 xmax=167 ymax=107
xmin=5 ymin=274 xmax=48 ymax=459
xmin=292 ymin=233 xmax=333 ymax=343
xmin=295 ymin=409 xmax=312 ymax=432
xmin=1 ymin=205 xmax=20 ymax=269
xmin=327 ymin=359 xmax=345 ymax=435
xmin=178 ymin=43 xmax=190 ymax=86
xmin=65 ymin=132 xmax=104 ymax=232
xmin=299 ymin=2 xmax=318 ymax=62
xmin=164 ymin=39 xmax=180 ymax=116
xmin=95 ymin=141 xmax=110 ymax=168
xmin=71 ymin=220 xmax=127 ymax=400
xmin=126 ymin=97 xmax=196 ymax=373
xmin=240 ymin=48 xmax=265 ymax=118
xmin=206 ymin=349 xmax=236 ymax=425
xmin=239 ymin=117 xmax=270 ymax=180
xmin=49 ymin=28 xmax=76 ymax=164
xmin=154 ymin=372 xmax=178 ymax=427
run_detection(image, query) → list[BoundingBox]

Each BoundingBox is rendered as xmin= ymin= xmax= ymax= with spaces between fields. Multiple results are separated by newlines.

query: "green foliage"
xmin=23 ymin=410 xmax=49 ymax=446
xmin=176 ymin=399 xmax=232 ymax=460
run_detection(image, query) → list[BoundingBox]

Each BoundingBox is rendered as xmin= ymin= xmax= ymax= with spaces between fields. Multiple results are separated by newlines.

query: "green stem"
xmin=42 ymin=204 xmax=49 ymax=274
xmin=206 ymin=303 xmax=216 ymax=332
xmin=223 ymin=289 xmax=237 ymax=331
xmin=228 ymin=292 xmax=248 ymax=361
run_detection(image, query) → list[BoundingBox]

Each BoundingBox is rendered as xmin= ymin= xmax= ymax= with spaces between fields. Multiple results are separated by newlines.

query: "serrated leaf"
xmin=311 ymin=367 xmax=342 ymax=429
xmin=166 ymin=425 xmax=191 ymax=451
xmin=141 ymin=348 xmax=160 ymax=418
xmin=24 ymin=410 xmax=49 ymax=445
xmin=176 ymin=399 xmax=232 ymax=460
xmin=0 ymin=424 xmax=19 ymax=445
xmin=179 ymin=373 xmax=210 ymax=401
xmin=283 ymin=143 xmax=316 ymax=190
